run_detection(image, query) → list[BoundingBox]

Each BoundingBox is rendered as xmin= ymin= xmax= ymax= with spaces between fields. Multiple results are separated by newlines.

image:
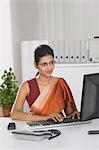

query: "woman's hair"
xmin=34 ymin=44 xmax=54 ymax=77
xmin=34 ymin=44 xmax=54 ymax=65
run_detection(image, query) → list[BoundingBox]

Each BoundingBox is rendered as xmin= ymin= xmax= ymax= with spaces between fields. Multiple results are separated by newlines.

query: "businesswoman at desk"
xmin=11 ymin=45 xmax=80 ymax=122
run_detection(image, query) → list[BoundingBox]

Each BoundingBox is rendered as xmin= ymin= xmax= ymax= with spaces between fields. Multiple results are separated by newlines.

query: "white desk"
xmin=0 ymin=117 xmax=99 ymax=150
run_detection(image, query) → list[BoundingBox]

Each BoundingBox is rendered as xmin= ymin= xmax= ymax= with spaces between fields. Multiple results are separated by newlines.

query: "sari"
xmin=26 ymin=77 xmax=77 ymax=116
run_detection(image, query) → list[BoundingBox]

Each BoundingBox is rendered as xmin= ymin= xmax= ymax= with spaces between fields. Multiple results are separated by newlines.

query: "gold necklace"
xmin=37 ymin=78 xmax=52 ymax=86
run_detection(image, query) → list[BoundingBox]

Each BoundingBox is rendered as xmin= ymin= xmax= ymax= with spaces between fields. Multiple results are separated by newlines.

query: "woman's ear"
xmin=34 ymin=63 xmax=38 ymax=69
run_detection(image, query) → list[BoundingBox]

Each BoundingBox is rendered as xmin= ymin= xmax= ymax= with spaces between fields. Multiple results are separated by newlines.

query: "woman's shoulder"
xmin=56 ymin=77 xmax=66 ymax=82
xmin=20 ymin=78 xmax=36 ymax=89
xmin=19 ymin=81 xmax=29 ymax=90
xmin=20 ymin=78 xmax=36 ymax=95
xmin=27 ymin=78 xmax=36 ymax=83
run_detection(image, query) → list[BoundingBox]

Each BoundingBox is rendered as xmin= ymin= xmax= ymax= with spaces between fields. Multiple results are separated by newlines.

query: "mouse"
xmin=7 ymin=122 xmax=16 ymax=130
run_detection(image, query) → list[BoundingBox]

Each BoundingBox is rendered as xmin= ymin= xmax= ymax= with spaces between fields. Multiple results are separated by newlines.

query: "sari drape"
xmin=27 ymin=77 xmax=77 ymax=116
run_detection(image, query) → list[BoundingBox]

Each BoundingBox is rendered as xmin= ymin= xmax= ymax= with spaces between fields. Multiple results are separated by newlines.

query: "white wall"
xmin=0 ymin=0 xmax=13 ymax=83
xmin=0 ymin=0 xmax=99 ymax=84
xmin=38 ymin=0 xmax=99 ymax=39
xmin=10 ymin=0 xmax=40 ymax=84
xmin=11 ymin=0 xmax=99 ymax=84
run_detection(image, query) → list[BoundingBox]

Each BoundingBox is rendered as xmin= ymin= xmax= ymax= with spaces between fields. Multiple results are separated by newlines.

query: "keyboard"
xmin=25 ymin=116 xmax=91 ymax=131
xmin=27 ymin=117 xmax=80 ymax=126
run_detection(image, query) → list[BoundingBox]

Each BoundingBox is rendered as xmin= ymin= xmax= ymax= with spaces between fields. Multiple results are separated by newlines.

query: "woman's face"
xmin=35 ymin=55 xmax=55 ymax=77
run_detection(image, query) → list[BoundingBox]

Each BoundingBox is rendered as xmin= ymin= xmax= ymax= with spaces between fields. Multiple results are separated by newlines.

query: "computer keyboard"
xmin=25 ymin=116 xmax=91 ymax=131
xmin=26 ymin=117 xmax=80 ymax=127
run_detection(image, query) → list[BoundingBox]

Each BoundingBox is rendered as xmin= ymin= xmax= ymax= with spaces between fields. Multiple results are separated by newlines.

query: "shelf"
xmin=56 ymin=63 xmax=99 ymax=68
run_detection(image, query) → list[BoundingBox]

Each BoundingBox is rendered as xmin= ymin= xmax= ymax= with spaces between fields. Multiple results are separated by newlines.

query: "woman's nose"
xmin=47 ymin=64 xmax=52 ymax=70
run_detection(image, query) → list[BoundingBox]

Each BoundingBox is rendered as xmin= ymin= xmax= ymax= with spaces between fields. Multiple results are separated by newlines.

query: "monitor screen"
xmin=80 ymin=73 xmax=99 ymax=121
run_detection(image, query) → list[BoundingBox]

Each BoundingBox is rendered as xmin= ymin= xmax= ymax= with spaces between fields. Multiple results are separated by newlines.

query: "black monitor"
xmin=80 ymin=73 xmax=99 ymax=121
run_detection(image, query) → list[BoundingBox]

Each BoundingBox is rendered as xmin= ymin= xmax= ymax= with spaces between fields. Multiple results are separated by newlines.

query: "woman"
xmin=11 ymin=44 xmax=80 ymax=122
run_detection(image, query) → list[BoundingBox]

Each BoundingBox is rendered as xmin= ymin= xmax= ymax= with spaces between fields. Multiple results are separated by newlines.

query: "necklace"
xmin=37 ymin=78 xmax=52 ymax=86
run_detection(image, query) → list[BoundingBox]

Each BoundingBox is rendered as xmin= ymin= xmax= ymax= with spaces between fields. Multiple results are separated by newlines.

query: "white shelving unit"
xmin=56 ymin=63 xmax=99 ymax=67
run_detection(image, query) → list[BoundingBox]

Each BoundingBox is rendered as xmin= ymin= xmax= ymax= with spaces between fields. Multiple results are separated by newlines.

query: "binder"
xmin=54 ymin=40 xmax=59 ymax=63
xmin=58 ymin=40 xmax=65 ymax=63
xmin=64 ymin=40 xmax=70 ymax=63
xmin=80 ymin=40 xmax=87 ymax=63
xmin=88 ymin=38 xmax=99 ymax=62
xmin=48 ymin=40 xmax=59 ymax=63
xmin=75 ymin=40 xmax=81 ymax=63
xmin=69 ymin=40 xmax=75 ymax=63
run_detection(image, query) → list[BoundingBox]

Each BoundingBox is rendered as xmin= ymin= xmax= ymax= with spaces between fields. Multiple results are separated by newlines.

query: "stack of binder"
xmin=48 ymin=40 xmax=88 ymax=64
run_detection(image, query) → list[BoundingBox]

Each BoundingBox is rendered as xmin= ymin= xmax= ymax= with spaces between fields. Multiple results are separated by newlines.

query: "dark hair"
xmin=34 ymin=44 xmax=54 ymax=77
xmin=34 ymin=44 xmax=54 ymax=65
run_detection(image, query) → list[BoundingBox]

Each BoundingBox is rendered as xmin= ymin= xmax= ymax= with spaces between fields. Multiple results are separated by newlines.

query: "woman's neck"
xmin=37 ymin=75 xmax=52 ymax=83
xmin=36 ymin=75 xmax=55 ymax=87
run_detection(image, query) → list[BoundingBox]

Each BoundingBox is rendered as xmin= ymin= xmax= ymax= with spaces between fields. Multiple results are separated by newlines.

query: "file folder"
xmin=80 ymin=40 xmax=87 ymax=63
xmin=58 ymin=40 xmax=65 ymax=63
xmin=75 ymin=40 xmax=81 ymax=63
xmin=69 ymin=40 xmax=76 ymax=63
xmin=48 ymin=40 xmax=59 ymax=63
xmin=54 ymin=40 xmax=59 ymax=63
xmin=64 ymin=40 xmax=70 ymax=63
xmin=88 ymin=38 xmax=99 ymax=62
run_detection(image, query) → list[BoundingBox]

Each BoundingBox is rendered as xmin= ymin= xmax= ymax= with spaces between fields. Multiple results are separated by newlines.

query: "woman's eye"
xmin=42 ymin=63 xmax=47 ymax=66
xmin=50 ymin=60 xmax=55 ymax=64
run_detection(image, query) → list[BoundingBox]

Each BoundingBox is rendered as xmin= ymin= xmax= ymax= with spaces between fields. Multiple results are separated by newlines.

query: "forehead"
xmin=39 ymin=55 xmax=54 ymax=63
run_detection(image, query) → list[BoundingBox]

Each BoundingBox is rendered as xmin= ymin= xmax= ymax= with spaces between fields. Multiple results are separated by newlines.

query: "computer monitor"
xmin=80 ymin=73 xmax=99 ymax=121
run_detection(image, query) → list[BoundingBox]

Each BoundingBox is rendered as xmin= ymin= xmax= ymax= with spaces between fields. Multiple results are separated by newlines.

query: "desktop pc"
xmin=80 ymin=72 xmax=99 ymax=121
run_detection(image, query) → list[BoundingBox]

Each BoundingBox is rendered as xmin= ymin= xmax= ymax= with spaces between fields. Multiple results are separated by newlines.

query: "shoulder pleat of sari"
xmin=59 ymin=78 xmax=77 ymax=111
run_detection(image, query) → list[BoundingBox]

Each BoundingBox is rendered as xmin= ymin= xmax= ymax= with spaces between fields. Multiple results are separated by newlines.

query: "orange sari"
xmin=30 ymin=77 xmax=77 ymax=116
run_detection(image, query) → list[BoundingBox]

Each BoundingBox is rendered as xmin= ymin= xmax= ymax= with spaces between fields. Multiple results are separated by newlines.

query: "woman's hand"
xmin=46 ymin=113 xmax=64 ymax=122
xmin=70 ymin=110 xmax=80 ymax=119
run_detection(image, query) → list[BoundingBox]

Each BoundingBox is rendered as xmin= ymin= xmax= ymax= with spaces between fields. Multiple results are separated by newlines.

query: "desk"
xmin=0 ymin=117 xmax=99 ymax=150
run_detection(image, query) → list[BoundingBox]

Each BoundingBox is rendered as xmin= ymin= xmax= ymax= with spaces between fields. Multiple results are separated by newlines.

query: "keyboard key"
xmin=27 ymin=121 xmax=40 ymax=126
xmin=47 ymin=119 xmax=62 ymax=124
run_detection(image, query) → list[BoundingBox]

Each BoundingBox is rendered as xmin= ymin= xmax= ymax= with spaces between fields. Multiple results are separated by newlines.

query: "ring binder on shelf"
xmin=88 ymin=37 xmax=99 ymax=63
xmin=58 ymin=40 xmax=65 ymax=63
xmin=75 ymin=40 xmax=81 ymax=63
xmin=69 ymin=40 xmax=75 ymax=63
xmin=64 ymin=40 xmax=70 ymax=63
xmin=49 ymin=40 xmax=59 ymax=63
xmin=80 ymin=40 xmax=87 ymax=63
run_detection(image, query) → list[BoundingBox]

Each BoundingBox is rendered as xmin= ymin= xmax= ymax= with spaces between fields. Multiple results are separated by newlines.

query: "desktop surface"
xmin=0 ymin=117 xmax=99 ymax=150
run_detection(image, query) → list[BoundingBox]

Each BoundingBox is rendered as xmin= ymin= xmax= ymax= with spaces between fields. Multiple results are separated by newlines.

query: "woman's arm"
xmin=10 ymin=81 xmax=30 ymax=120
xmin=65 ymin=101 xmax=80 ymax=118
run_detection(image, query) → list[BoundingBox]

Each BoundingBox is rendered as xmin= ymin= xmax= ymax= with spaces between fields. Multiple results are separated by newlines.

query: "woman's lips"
xmin=45 ymin=71 xmax=52 ymax=74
